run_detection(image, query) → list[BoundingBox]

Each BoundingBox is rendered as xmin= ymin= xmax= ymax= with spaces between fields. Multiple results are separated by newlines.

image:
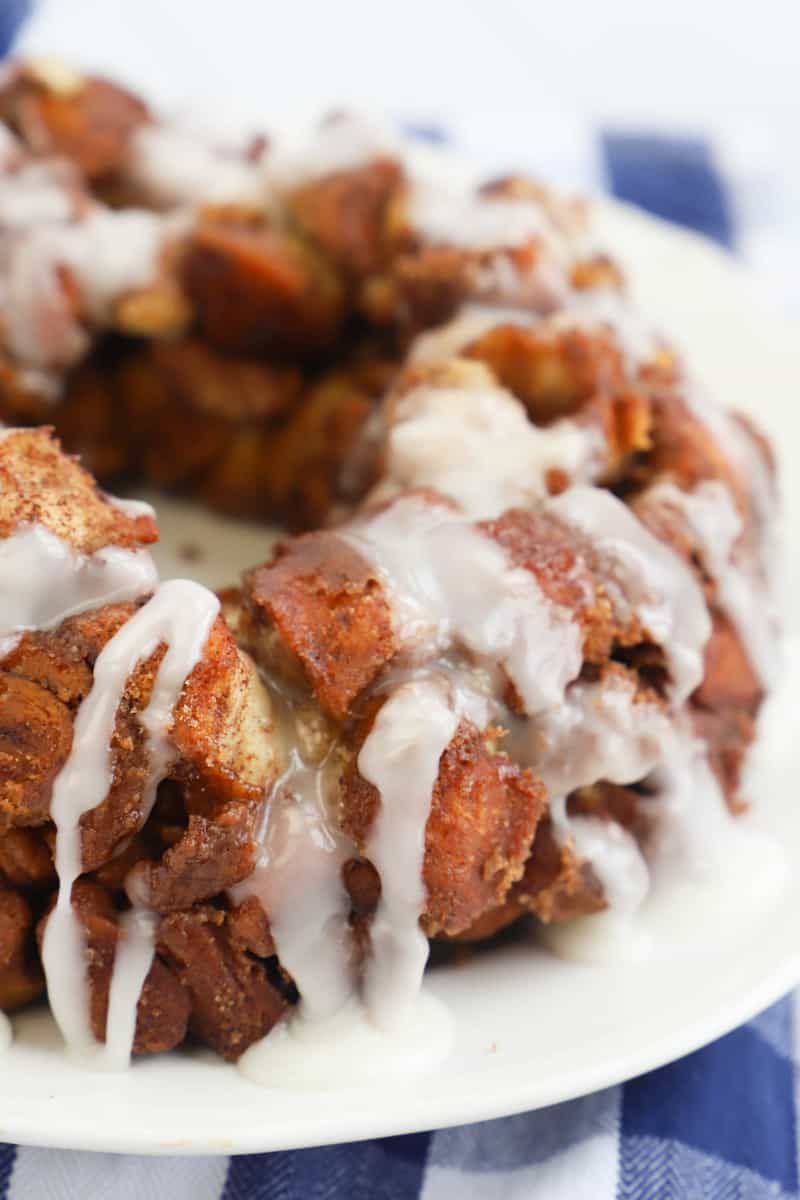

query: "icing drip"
xmin=2 ymin=208 xmax=170 ymax=368
xmin=127 ymin=124 xmax=263 ymax=208
xmin=408 ymin=180 xmax=556 ymax=253
xmin=543 ymin=720 xmax=787 ymax=964
xmin=345 ymin=493 xmax=583 ymax=715
xmin=683 ymin=380 xmax=779 ymax=590
xmin=373 ymin=378 xmax=602 ymax=520
xmin=102 ymin=907 xmax=157 ymax=1071
xmin=641 ymin=479 xmax=780 ymax=686
xmin=0 ymin=523 xmax=158 ymax=659
xmin=232 ymin=748 xmax=356 ymax=1023
xmin=548 ymin=486 xmax=712 ymax=703
xmin=262 ymin=113 xmax=399 ymax=190
xmin=0 ymin=159 xmax=78 ymax=230
xmin=237 ymin=990 xmax=453 ymax=1092
xmin=645 ymin=724 xmax=755 ymax=880
xmin=357 ymin=677 xmax=460 ymax=1030
xmin=0 ymin=124 xmax=21 ymax=170
xmin=512 ymin=671 xmax=669 ymax=936
xmin=409 ymin=304 xmax=536 ymax=365
xmin=522 ymin=673 xmax=673 ymax=812
xmin=42 ymin=578 xmax=220 ymax=1065
xmin=409 ymin=291 xmax=658 ymax=375
xmin=105 ymin=494 xmax=157 ymax=521
xmin=567 ymin=816 xmax=650 ymax=917
xmin=547 ymin=288 xmax=659 ymax=368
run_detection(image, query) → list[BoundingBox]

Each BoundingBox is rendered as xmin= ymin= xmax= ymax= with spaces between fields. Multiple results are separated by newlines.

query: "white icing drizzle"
xmin=511 ymin=669 xmax=669 ymax=936
xmin=15 ymin=365 xmax=62 ymax=402
xmin=640 ymin=479 xmax=780 ymax=686
xmin=408 ymin=179 xmax=556 ymax=253
xmin=104 ymin=493 xmax=157 ymax=521
xmin=522 ymin=672 xmax=673 ymax=814
xmin=345 ymin=493 xmax=583 ymax=715
xmin=237 ymin=990 xmax=453 ymax=1092
xmin=41 ymin=578 xmax=220 ymax=1065
xmin=1 ymin=228 xmax=88 ymax=367
xmin=548 ymin=486 xmax=712 ymax=703
xmin=66 ymin=209 xmax=168 ymax=324
xmin=567 ymin=816 xmax=649 ymax=917
xmin=1 ymin=207 xmax=170 ymax=368
xmin=0 ymin=523 xmax=158 ymax=660
xmin=231 ymin=749 xmax=356 ymax=1024
xmin=684 ymin=380 xmax=778 ymax=538
xmin=127 ymin=123 xmax=263 ymax=208
xmin=357 ymin=677 xmax=460 ymax=1030
xmin=644 ymin=721 xmax=766 ymax=885
xmin=0 ymin=124 xmax=22 ymax=170
xmin=409 ymin=289 xmax=658 ymax=378
xmin=544 ymin=720 xmax=787 ymax=964
xmin=102 ymin=907 xmax=157 ymax=1071
xmin=373 ymin=375 xmax=602 ymax=520
xmin=0 ymin=159 xmax=78 ymax=230
xmin=546 ymin=287 xmax=659 ymax=369
xmin=262 ymin=113 xmax=399 ymax=191
xmin=409 ymin=304 xmax=539 ymax=365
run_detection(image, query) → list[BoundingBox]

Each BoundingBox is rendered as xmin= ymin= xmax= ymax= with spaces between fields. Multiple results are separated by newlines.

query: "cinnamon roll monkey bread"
xmin=0 ymin=58 xmax=780 ymax=1072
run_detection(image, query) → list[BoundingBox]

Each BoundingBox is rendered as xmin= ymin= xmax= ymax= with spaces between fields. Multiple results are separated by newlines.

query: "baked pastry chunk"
xmin=0 ymin=60 xmax=779 ymax=1067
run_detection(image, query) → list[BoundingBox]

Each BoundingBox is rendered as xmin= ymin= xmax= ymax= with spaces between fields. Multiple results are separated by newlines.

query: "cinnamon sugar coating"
xmin=0 ymin=61 xmax=779 ymax=1065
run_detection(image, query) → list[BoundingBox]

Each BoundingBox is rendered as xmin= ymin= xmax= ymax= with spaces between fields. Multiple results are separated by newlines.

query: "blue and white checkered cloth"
xmin=3 ymin=9 xmax=800 ymax=1195
xmin=0 ymin=994 xmax=797 ymax=1197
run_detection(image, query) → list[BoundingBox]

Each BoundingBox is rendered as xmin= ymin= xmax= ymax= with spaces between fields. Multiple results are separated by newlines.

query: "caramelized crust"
xmin=360 ymin=245 xmax=473 ymax=330
xmin=0 ymin=673 xmax=74 ymax=827
xmin=2 ymin=601 xmax=278 ymax=877
xmin=0 ymin=61 xmax=149 ymax=178
xmin=480 ymin=507 xmax=627 ymax=664
xmin=58 ymin=879 xmax=190 ymax=1055
xmin=465 ymin=322 xmax=652 ymax=481
xmin=287 ymin=156 xmax=405 ymax=276
xmin=0 ymin=428 xmax=157 ymax=552
xmin=0 ymin=828 xmax=55 ymax=889
xmin=465 ymin=324 xmax=628 ymax=424
xmin=182 ymin=219 xmax=345 ymax=354
xmin=126 ymin=799 xmax=263 ymax=912
xmin=634 ymin=390 xmax=745 ymax=507
xmin=157 ymin=904 xmax=287 ymax=1060
xmin=0 ymin=885 xmax=44 ymax=1010
xmin=694 ymin=610 xmax=762 ymax=715
xmin=261 ymin=369 xmax=379 ymax=526
xmin=440 ymin=813 xmax=607 ymax=943
xmin=341 ymin=714 xmax=546 ymax=937
xmin=243 ymin=533 xmax=395 ymax=720
xmin=514 ymin=817 xmax=606 ymax=923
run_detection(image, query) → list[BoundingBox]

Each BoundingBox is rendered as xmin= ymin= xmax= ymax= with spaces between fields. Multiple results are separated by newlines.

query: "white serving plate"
xmin=2 ymin=197 xmax=798 ymax=1155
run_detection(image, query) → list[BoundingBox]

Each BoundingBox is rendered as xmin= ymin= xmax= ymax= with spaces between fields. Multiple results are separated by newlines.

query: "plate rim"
xmin=2 ymin=195 xmax=799 ymax=1157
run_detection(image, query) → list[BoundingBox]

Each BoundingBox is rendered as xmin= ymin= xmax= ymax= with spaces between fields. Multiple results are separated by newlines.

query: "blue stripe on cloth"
xmin=619 ymin=998 xmax=797 ymax=1195
xmin=0 ymin=1144 xmax=15 ymax=1199
xmin=223 ymin=1132 xmax=431 ymax=1200
xmin=401 ymin=122 xmax=449 ymax=145
xmin=0 ymin=0 xmax=28 ymax=55
xmin=618 ymin=1136 xmax=795 ymax=1200
xmin=602 ymin=133 xmax=735 ymax=249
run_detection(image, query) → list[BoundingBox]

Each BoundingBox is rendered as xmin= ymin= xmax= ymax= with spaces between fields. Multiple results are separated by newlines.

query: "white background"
xmin=15 ymin=0 xmax=800 ymax=312
xmin=14 ymin=0 xmax=800 ymax=124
